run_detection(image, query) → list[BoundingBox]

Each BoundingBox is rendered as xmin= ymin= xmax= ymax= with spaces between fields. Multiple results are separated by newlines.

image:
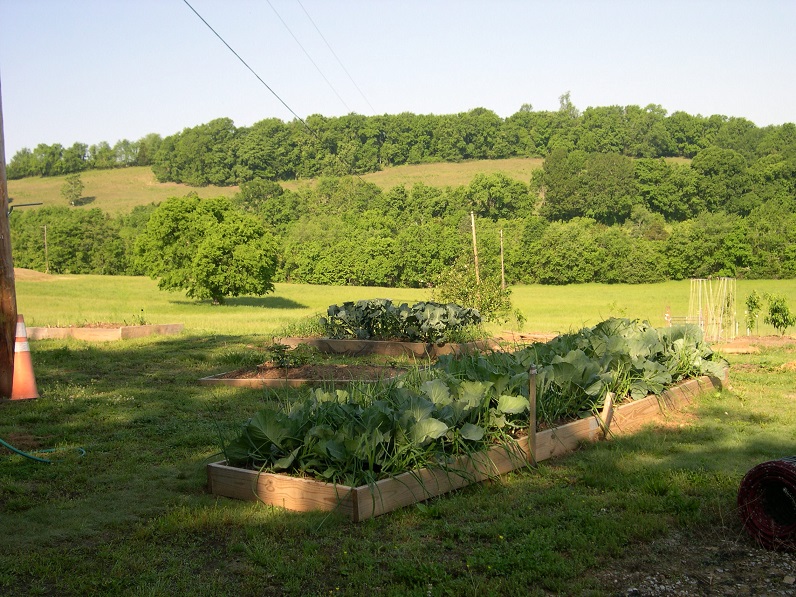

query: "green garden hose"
xmin=0 ymin=436 xmax=85 ymax=463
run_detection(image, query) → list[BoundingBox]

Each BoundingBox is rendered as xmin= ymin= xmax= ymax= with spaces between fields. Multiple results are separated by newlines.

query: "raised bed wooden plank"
xmin=198 ymin=376 xmax=311 ymax=388
xmin=198 ymin=367 xmax=406 ymax=388
xmin=207 ymin=461 xmax=357 ymax=518
xmin=353 ymin=444 xmax=530 ymax=521
xmin=276 ymin=337 xmax=497 ymax=358
xmin=28 ymin=323 xmax=184 ymax=341
xmin=207 ymin=373 xmax=726 ymax=521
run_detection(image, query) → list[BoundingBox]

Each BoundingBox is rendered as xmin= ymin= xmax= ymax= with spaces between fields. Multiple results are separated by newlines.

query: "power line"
xmin=295 ymin=0 xmax=377 ymax=116
xmin=180 ymin=0 xmax=366 ymax=181
xmin=181 ymin=0 xmax=307 ymax=127
xmin=265 ymin=0 xmax=352 ymax=113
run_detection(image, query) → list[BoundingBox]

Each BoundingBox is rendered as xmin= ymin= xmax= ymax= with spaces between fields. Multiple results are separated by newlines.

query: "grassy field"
xmin=1 ymin=278 xmax=795 ymax=595
xmin=6 ymin=158 xmax=542 ymax=216
xmin=14 ymin=271 xmax=796 ymax=337
xmin=6 ymin=167 xmax=239 ymax=216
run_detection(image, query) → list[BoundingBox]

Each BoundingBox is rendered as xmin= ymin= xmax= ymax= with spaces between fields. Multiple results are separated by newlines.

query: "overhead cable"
xmin=266 ymin=0 xmax=352 ymax=113
xmin=296 ymin=0 xmax=377 ymax=115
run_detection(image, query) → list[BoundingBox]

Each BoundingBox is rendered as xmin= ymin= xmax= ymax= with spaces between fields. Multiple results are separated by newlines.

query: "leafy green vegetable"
xmin=224 ymin=317 xmax=727 ymax=486
xmin=320 ymin=299 xmax=482 ymax=343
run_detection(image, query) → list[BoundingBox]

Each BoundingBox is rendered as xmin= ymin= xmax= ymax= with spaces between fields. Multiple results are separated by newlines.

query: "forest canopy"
xmin=7 ymin=99 xmax=796 ymax=292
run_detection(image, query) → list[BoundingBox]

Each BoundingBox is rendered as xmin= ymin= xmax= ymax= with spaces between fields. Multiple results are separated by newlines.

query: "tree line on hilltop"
xmin=6 ymin=98 xmax=796 ymax=295
xmin=7 ymin=95 xmax=796 ymax=184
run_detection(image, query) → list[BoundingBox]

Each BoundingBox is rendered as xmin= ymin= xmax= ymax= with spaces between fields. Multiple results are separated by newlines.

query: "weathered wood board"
xmin=28 ymin=323 xmax=184 ymax=341
xmin=276 ymin=337 xmax=498 ymax=358
xmin=207 ymin=373 xmax=726 ymax=521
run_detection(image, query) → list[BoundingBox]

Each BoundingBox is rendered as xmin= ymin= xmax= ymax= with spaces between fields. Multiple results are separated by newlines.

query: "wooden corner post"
xmin=0 ymin=77 xmax=18 ymax=398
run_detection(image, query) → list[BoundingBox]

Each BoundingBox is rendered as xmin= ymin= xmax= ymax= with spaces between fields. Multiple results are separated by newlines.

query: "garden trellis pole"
xmin=0 ymin=77 xmax=18 ymax=398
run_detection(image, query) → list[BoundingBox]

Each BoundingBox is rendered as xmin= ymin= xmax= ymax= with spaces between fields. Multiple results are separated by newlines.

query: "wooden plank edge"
xmin=207 ymin=461 xmax=357 ymax=517
xmin=198 ymin=373 xmax=398 ymax=388
xmin=28 ymin=323 xmax=184 ymax=341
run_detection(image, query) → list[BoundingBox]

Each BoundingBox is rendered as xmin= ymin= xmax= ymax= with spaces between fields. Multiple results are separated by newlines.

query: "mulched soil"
xmin=217 ymin=362 xmax=407 ymax=381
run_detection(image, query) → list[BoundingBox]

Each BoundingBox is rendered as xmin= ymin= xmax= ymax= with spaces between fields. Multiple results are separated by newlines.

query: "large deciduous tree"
xmin=134 ymin=194 xmax=277 ymax=304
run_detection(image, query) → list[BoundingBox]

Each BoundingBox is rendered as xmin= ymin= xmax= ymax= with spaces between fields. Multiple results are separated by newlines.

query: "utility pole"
xmin=500 ymin=229 xmax=505 ymax=290
xmin=470 ymin=211 xmax=480 ymax=285
xmin=43 ymin=225 xmax=49 ymax=273
xmin=0 ymin=77 xmax=18 ymax=398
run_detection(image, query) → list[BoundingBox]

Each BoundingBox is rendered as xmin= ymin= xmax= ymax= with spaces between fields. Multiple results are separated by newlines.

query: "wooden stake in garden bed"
xmin=528 ymin=364 xmax=537 ymax=465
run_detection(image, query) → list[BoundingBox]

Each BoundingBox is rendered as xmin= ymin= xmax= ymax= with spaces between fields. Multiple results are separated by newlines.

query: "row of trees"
xmin=8 ymin=97 xmax=795 ymax=186
xmin=5 ymin=134 xmax=163 ymax=179
xmin=8 ymin=171 xmax=796 ymax=290
xmin=147 ymin=106 xmax=796 ymax=187
xmin=536 ymin=148 xmax=796 ymax=224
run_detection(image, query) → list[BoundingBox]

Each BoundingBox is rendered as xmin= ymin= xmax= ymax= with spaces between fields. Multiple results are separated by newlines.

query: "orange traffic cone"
xmin=11 ymin=315 xmax=39 ymax=400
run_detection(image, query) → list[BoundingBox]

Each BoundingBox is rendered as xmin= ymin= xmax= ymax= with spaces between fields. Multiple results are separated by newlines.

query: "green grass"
xmin=6 ymin=158 xmax=542 ymax=216
xmin=1 ymin=332 xmax=794 ymax=595
xmin=15 ymin=273 xmax=796 ymax=337
xmin=7 ymin=167 xmax=239 ymax=216
xmin=2 ymin=279 xmax=796 ymax=595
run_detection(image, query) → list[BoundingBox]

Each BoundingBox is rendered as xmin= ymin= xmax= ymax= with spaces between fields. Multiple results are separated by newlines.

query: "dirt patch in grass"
xmin=13 ymin=268 xmax=54 ymax=282
xmin=217 ymin=362 xmax=407 ymax=381
xmin=594 ymin=529 xmax=796 ymax=596
xmin=715 ymin=335 xmax=796 ymax=353
xmin=0 ymin=432 xmax=46 ymax=452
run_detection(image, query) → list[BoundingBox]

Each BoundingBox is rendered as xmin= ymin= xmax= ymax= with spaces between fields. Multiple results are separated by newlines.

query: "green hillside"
xmin=6 ymin=158 xmax=544 ymax=216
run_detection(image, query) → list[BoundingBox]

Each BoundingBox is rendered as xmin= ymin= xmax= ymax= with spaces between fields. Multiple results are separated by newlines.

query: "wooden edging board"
xmin=276 ymin=337 xmax=499 ymax=358
xmin=27 ymin=323 xmax=184 ymax=341
xmin=198 ymin=374 xmax=400 ymax=389
xmin=207 ymin=373 xmax=726 ymax=521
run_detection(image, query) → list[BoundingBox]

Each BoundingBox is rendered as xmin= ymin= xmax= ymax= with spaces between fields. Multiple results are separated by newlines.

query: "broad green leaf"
xmin=584 ymin=379 xmax=605 ymax=397
xmin=459 ymin=380 xmax=492 ymax=408
xmin=421 ymin=379 xmax=452 ymax=405
xmin=246 ymin=409 xmax=290 ymax=449
xmin=273 ymin=447 xmax=300 ymax=470
xmin=223 ymin=437 xmax=252 ymax=466
xmin=404 ymin=396 xmax=435 ymax=422
xmin=497 ymin=394 xmax=529 ymax=414
xmin=460 ymin=422 xmax=485 ymax=441
xmin=410 ymin=418 xmax=449 ymax=445
xmin=325 ymin=439 xmax=348 ymax=461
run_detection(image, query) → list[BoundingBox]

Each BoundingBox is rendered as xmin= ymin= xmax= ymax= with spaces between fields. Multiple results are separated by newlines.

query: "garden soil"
xmin=217 ymin=363 xmax=407 ymax=381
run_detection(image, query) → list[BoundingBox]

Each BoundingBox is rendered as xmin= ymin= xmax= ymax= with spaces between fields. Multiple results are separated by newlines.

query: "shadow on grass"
xmin=170 ymin=296 xmax=308 ymax=309
xmin=2 ymin=339 xmax=795 ymax=595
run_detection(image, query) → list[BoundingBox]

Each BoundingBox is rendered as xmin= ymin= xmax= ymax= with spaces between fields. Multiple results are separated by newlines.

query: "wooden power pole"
xmin=470 ymin=211 xmax=480 ymax=285
xmin=0 ymin=77 xmax=18 ymax=398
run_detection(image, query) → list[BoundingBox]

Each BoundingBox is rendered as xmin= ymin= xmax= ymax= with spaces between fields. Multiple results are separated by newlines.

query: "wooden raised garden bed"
xmin=27 ymin=323 xmax=184 ymax=342
xmin=207 ymin=373 xmax=726 ymax=521
xmin=199 ymin=363 xmax=407 ymax=389
xmin=276 ymin=337 xmax=500 ymax=358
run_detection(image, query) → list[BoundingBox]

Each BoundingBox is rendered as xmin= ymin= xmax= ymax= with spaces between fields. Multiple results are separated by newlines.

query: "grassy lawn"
xmin=14 ymin=272 xmax=796 ymax=337
xmin=2 ymin=279 xmax=796 ymax=595
xmin=6 ymin=159 xmax=542 ymax=216
xmin=6 ymin=167 xmax=239 ymax=216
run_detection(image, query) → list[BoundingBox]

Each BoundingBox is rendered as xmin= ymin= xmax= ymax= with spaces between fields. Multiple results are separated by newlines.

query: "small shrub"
xmin=431 ymin=257 xmax=512 ymax=323
xmin=264 ymin=343 xmax=315 ymax=368
xmin=745 ymin=291 xmax=763 ymax=335
xmin=764 ymin=293 xmax=795 ymax=336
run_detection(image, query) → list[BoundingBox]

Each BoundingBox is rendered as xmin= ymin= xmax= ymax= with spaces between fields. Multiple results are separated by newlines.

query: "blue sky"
xmin=1 ymin=0 xmax=794 ymax=158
